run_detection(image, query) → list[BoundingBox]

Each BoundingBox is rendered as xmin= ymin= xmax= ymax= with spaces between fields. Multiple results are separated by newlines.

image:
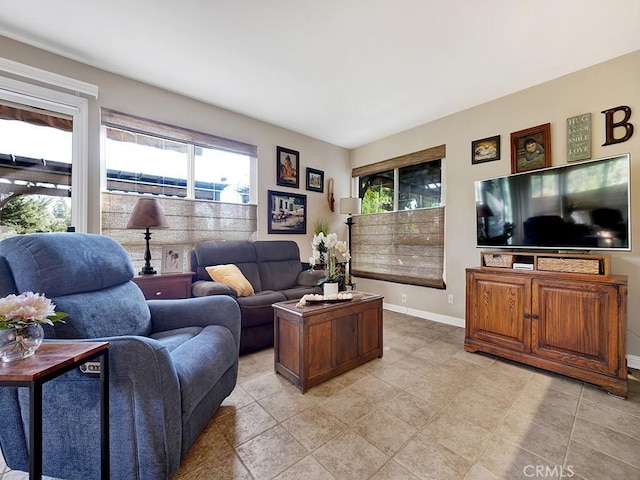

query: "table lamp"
xmin=126 ymin=197 xmax=170 ymax=275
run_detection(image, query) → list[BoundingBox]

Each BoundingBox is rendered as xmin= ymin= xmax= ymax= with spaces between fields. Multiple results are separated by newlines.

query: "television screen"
xmin=475 ymin=154 xmax=630 ymax=250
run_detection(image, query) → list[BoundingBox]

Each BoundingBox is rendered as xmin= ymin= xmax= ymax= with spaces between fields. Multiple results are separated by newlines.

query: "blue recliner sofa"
xmin=0 ymin=233 xmax=241 ymax=480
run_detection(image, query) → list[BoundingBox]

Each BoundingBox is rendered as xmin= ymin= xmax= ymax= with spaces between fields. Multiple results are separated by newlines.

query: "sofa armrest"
xmin=192 ymin=279 xmax=237 ymax=297
xmin=148 ymin=296 xmax=241 ymax=348
xmin=296 ymin=268 xmax=326 ymax=287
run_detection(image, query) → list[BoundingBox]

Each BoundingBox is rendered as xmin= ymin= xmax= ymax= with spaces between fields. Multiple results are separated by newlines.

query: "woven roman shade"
xmin=350 ymin=206 xmax=445 ymax=288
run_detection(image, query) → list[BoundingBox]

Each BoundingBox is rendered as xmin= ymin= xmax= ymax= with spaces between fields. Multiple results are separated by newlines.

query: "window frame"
xmin=0 ymin=76 xmax=90 ymax=232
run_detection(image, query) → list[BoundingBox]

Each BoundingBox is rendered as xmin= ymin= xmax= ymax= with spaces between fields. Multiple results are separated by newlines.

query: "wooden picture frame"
xmin=305 ymin=167 xmax=324 ymax=192
xmin=511 ymin=123 xmax=551 ymax=173
xmin=471 ymin=135 xmax=500 ymax=164
xmin=276 ymin=146 xmax=300 ymax=188
xmin=161 ymin=245 xmax=183 ymax=273
xmin=267 ymin=190 xmax=307 ymax=234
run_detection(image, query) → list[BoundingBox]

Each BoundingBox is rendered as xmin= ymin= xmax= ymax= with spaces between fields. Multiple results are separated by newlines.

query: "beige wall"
xmin=351 ymin=50 xmax=640 ymax=359
xmin=0 ymin=36 xmax=351 ymax=263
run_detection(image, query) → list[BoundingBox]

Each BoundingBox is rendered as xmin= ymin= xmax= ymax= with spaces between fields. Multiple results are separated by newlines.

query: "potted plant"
xmin=309 ymin=232 xmax=350 ymax=296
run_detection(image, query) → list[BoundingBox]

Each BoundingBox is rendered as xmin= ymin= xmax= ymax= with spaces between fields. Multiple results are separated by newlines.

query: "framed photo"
xmin=161 ymin=245 xmax=183 ymax=273
xmin=276 ymin=146 xmax=300 ymax=188
xmin=471 ymin=135 xmax=500 ymax=164
xmin=306 ymin=167 xmax=324 ymax=192
xmin=511 ymin=123 xmax=551 ymax=173
xmin=267 ymin=190 xmax=307 ymax=234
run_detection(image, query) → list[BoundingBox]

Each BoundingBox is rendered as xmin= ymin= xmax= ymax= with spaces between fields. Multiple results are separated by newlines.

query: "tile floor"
xmin=2 ymin=309 xmax=640 ymax=479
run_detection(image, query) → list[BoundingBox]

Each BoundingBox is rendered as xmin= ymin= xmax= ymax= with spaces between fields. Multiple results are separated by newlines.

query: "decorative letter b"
xmin=602 ymin=106 xmax=633 ymax=146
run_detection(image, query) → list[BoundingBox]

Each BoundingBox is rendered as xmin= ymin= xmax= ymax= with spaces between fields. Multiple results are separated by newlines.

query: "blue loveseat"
xmin=0 ymin=233 xmax=241 ymax=480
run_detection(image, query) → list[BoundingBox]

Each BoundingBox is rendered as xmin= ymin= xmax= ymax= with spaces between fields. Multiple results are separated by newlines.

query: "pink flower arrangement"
xmin=0 ymin=292 xmax=67 ymax=329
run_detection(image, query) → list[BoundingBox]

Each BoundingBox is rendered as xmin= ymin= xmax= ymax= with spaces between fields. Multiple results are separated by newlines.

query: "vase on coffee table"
xmin=323 ymin=282 xmax=339 ymax=297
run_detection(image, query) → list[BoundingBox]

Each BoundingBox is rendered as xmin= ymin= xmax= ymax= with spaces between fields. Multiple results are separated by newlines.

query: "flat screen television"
xmin=475 ymin=153 xmax=630 ymax=250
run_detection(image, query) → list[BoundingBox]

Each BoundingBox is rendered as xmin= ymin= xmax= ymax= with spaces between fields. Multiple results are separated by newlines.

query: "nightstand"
xmin=132 ymin=272 xmax=194 ymax=300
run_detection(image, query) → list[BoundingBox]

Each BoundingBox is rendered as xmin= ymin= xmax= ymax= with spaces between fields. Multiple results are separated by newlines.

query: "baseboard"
xmin=627 ymin=354 xmax=640 ymax=370
xmin=383 ymin=302 xmax=465 ymax=328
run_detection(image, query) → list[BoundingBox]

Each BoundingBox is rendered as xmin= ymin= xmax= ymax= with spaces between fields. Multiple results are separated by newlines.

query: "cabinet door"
xmin=466 ymin=271 xmax=531 ymax=352
xmin=333 ymin=314 xmax=358 ymax=366
xmin=531 ymin=279 xmax=620 ymax=375
xmin=358 ymin=305 xmax=381 ymax=357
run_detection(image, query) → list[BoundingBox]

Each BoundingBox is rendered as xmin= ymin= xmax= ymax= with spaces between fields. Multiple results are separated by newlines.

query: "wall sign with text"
xmin=566 ymin=113 xmax=591 ymax=162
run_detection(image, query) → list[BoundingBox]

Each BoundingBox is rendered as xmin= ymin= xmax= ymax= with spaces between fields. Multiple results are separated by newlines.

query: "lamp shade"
xmin=339 ymin=197 xmax=361 ymax=215
xmin=126 ymin=198 xmax=170 ymax=229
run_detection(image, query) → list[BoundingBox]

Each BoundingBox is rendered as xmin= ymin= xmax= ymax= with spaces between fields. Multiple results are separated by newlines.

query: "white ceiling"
xmin=1 ymin=1 xmax=639 ymax=149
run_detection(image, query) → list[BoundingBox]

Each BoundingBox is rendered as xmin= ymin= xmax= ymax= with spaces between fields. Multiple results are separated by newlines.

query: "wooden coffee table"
xmin=273 ymin=292 xmax=383 ymax=393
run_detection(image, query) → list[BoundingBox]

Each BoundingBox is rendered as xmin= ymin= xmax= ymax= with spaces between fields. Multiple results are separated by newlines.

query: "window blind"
xmin=101 ymin=108 xmax=257 ymax=157
xmin=350 ymin=206 xmax=445 ymax=288
xmin=352 ymin=144 xmax=445 ymax=178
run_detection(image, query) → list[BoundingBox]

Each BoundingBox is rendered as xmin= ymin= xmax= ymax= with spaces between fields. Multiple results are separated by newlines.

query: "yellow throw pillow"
xmin=205 ymin=264 xmax=254 ymax=297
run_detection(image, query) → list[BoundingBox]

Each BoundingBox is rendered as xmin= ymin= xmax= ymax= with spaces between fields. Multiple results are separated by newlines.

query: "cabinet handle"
xmin=531 ymin=314 xmax=539 ymax=319
xmin=524 ymin=313 xmax=530 ymax=319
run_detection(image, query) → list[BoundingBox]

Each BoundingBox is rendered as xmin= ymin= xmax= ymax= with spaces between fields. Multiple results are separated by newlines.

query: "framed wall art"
xmin=161 ymin=245 xmax=183 ymax=273
xmin=306 ymin=167 xmax=324 ymax=192
xmin=471 ymin=135 xmax=500 ymax=164
xmin=510 ymin=123 xmax=551 ymax=173
xmin=267 ymin=190 xmax=307 ymax=234
xmin=276 ymin=146 xmax=300 ymax=188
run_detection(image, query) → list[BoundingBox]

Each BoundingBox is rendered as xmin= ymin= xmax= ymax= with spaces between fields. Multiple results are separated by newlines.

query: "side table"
xmin=133 ymin=272 xmax=194 ymax=300
xmin=0 ymin=342 xmax=109 ymax=480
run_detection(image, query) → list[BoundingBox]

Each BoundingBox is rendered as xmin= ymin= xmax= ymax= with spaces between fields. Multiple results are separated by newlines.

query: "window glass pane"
xmin=105 ymin=127 xmax=188 ymax=197
xmin=0 ymin=110 xmax=72 ymax=235
xmin=398 ymin=159 xmax=441 ymax=210
xmin=359 ymin=170 xmax=394 ymax=213
xmin=194 ymin=147 xmax=250 ymax=203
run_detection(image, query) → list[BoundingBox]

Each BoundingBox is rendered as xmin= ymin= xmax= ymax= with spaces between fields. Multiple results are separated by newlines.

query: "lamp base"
xmin=138 ymin=266 xmax=157 ymax=275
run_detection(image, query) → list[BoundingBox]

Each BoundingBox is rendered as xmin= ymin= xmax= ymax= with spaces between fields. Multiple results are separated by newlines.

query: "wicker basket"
xmin=537 ymin=257 xmax=600 ymax=274
xmin=483 ymin=253 xmax=514 ymax=268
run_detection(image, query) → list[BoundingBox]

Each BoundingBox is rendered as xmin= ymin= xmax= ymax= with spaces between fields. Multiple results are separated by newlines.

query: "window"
xmin=101 ymin=109 xmax=256 ymax=204
xmin=352 ymin=145 xmax=445 ymax=288
xmin=359 ymin=170 xmax=394 ymax=214
xmin=106 ymin=127 xmax=189 ymax=197
xmin=0 ymin=65 xmax=92 ymax=233
xmin=0 ymin=104 xmax=73 ymax=234
xmin=0 ymin=80 xmax=89 ymax=233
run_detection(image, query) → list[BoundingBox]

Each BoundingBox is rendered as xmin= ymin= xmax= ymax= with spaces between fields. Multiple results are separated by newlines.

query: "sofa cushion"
xmin=46 ymin=282 xmax=152 ymax=338
xmin=236 ymin=291 xmax=286 ymax=328
xmin=205 ymin=264 xmax=254 ymax=297
xmin=193 ymin=240 xmax=262 ymax=291
xmin=280 ymin=286 xmax=324 ymax=301
xmin=254 ymin=241 xmax=304 ymax=291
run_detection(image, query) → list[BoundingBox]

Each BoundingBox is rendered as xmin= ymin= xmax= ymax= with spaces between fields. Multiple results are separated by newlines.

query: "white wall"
xmin=0 ymin=36 xmax=351 ymax=263
xmin=351 ymin=50 xmax=640 ymax=358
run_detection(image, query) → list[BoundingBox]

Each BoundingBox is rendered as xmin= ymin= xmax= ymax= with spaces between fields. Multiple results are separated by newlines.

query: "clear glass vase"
xmin=0 ymin=324 xmax=45 ymax=362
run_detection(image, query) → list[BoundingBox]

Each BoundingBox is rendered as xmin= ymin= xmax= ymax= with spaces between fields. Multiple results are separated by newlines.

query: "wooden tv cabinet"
xmin=465 ymin=251 xmax=628 ymax=398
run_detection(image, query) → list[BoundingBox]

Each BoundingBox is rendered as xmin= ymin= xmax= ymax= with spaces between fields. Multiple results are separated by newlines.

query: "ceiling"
xmin=1 ymin=1 xmax=639 ymax=149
